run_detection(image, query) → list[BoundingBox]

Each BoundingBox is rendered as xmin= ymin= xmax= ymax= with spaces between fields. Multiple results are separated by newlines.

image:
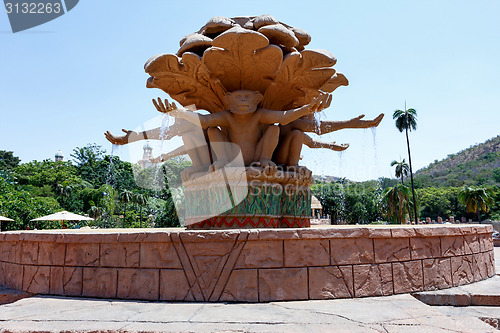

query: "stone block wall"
xmin=0 ymin=225 xmax=495 ymax=302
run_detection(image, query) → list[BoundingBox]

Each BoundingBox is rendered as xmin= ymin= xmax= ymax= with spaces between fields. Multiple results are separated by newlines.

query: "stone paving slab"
xmin=434 ymin=306 xmax=500 ymax=330
xmin=0 ymin=294 xmax=496 ymax=333
xmin=0 ymin=287 xmax=31 ymax=305
xmin=414 ymin=275 xmax=500 ymax=306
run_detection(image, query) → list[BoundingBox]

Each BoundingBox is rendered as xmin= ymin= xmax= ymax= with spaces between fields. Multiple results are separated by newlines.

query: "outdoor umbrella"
xmin=0 ymin=215 xmax=14 ymax=232
xmin=31 ymin=211 xmax=94 ymax=228
xmin=0 ymin=215 xmax=14 ymax=230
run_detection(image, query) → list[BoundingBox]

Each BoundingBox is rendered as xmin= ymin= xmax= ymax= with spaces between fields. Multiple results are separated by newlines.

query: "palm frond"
xmin=393 ymin=108 xmax=418 ymax=132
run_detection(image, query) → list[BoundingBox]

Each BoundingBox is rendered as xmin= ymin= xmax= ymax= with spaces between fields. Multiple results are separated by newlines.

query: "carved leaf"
xmin=262 ymin=50 xmax=338 ymax=111
xmin=203 ymin=26 xmax=283 ymax=94
xmin=145 ymin=52 xmax=225 ymax=113
xmin=321 ymin=72 xmax=349 ymax=93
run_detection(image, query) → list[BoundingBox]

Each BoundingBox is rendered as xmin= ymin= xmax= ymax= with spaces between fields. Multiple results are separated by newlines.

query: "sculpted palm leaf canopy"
xmin=107 ymin=14 xmax=383 ymax=180
xmin=145 ymin=15 xmax=348 ymax=115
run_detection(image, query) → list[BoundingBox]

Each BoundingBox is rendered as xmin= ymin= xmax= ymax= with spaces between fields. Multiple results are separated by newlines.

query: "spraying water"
xmin=371 ymin=127 xmax=379 ymax=177
xmin=314 ymin=110 xmax=326 ymax=134
xmin=98 ymin=144 xmax=119 ymax=227
xmin=159 ymin=113 xmax=171 ymax=150
xmin=337 ymin=150 xmax=344 ymax=175
xmin=106 ymin=144 xmax=119 ymax=187
xmin=155 ymin=112 xmax=174 ymax=191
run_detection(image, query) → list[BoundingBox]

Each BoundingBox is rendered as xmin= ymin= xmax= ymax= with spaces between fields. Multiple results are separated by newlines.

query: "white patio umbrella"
xmin=0 ymin=215 xmax=14 ymax=232
xmin=31 ymin=211 xmax=94 ymax=228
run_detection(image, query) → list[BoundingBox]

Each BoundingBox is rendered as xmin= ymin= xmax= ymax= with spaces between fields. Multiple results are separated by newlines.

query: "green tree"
xmin=350 ymin=201 xmax=368 ymax=224
xmin=458 ymin=186 xmax=495 ymax=223
xmin=14 ymin=160 xmax=81 ymax=193
xmin=312 ymin=182 xmax=346 ymax=224
xmin=88 ymin=204 xmax=102 ymax=220
xmin=0 ymin=177 xmax=61 ymax=230
xmin=378 ymin=177 xmax=398 ymax=190
xmin=71 ymin=144 xmax=106 ymax=186
xmin=101 ymin=155 xmax=138 ymax=192
xmin=119 ymin=189 xmax=134 ymax=227
xmin=493 ymin=168 xmax=500 ymax=183
xmin=417 ymin=187 xmax=465 ymax=220
xmin=153 ymin=197 xmax=180 ymax=228
xmin=98 ymin=184 xmax=117 ymax=219
xmin=391 ymin=159 xmax=409 ymax=185
xmin=0 ymin=150 xmax=20 ymax=171
xmin=393 ymin=106 xmax=418 ymax=223
xmin=134 ymin=193 xmax=148 ymax=228
xmin=380 ymin=184 xmax=413 ymax=224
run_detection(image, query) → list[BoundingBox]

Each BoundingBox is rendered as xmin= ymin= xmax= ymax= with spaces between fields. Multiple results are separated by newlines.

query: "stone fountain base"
xmin=183 ymin=166 xmax=313 ymax=229
xmin=0 ymin=225 xmax=494 ymax=302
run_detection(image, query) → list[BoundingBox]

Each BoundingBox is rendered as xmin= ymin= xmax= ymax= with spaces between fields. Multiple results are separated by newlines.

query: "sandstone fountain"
xmin=105 ymin=15 xmax=383 ymax=229
xmin=0 ymin=15 xmax=494 ymax=302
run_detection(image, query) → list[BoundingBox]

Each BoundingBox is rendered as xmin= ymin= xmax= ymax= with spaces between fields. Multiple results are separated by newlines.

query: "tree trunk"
xmin=477 ymin=207 xmax=481 ymax=224
xmin=397 ymin=198 xmax=402 ymax=224
xmin=405 ymin=126 xmax=418 ymax=223
xmin=140 ymin=206 xmax=143 ymax=228
xmin=123 ymin=203 xmax=127 ymax=228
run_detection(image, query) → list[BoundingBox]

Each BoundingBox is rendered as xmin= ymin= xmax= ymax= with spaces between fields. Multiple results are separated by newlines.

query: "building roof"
xmin=311 ymin=195 xmax=322 ymax=209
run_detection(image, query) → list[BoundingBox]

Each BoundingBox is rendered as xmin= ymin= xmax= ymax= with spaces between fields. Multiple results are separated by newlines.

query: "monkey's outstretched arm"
xmin=292 ymin=113 xmax=384 ymax=135
xmin=149 ymin=146 xmax=187 ymax=163
xmin=104 ymin=121 xmax=185 ymax=145
xmin=303 ymin=134 xmax=349 ymax=151
xmin=152 ymin=97 xmax=228 ymax=129
xmin=261 ymin=93 xmax=332 ymax=125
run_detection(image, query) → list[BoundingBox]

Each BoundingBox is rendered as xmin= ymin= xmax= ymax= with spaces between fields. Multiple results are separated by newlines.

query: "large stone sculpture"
xmin=2 ymin=14 xmax=494 ymax=305
xmin=106 ymin=15 xmax=384 ymax=228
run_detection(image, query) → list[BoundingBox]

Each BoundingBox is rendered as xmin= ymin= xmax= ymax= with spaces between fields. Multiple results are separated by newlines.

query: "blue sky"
xmin=1 ymin=0 xmax=499 ymax=181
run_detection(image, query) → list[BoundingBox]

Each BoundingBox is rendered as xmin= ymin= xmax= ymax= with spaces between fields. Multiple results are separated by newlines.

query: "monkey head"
xmin=223 ymin=90 xmax=264 ymax=115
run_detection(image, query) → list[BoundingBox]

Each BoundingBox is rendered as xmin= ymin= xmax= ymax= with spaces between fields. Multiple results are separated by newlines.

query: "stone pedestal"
xmin=184 ymin=167 xmax=313 ymax=229
xmin=0 ymin=225 xmax=494 ymax=302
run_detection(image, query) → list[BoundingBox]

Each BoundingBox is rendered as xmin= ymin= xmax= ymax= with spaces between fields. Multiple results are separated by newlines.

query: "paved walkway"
xmin=0 ymin=293 xmax=498 ymax=332
xmin=0 ymin=249 xmax=499 ymax=332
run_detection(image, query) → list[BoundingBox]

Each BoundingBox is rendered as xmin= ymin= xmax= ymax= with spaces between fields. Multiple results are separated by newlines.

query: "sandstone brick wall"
xmin=0 ymin=225 xmax=495 ymax=302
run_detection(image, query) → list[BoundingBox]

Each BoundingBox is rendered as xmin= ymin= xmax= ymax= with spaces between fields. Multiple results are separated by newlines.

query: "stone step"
xmin=413 ymin=276 xmax=500 ymax=306
xmin=0 ymin=287 xmax=32 ymax=305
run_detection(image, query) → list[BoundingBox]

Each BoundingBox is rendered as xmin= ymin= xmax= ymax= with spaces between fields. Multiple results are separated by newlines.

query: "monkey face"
xmin=225 ymin=90 xmax=263 ymax=115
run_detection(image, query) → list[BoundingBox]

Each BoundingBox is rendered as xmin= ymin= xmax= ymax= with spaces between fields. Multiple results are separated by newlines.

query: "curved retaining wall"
xmin=0 ymin=225 xmax=495 ymax=302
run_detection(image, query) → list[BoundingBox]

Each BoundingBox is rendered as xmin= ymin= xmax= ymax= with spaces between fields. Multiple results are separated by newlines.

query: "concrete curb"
xmin=413 ymin=275 xmax=500 ymax=306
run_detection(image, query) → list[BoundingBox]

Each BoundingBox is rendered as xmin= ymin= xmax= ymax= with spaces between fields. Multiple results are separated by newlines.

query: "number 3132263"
xmin=5 ymin=2 xmax=62 ymax=14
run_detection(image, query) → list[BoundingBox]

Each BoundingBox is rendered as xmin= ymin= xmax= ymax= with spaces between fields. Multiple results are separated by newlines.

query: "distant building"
xmin=138 ymin=142 xmax=154 ymax=168
xmin=311 ymin=195 xmax=323 ymax=219
xmin=55 ymin=150 xmax=64 ymax=162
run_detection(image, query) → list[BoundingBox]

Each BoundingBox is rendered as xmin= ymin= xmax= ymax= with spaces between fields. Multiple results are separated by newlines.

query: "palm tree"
xmin=134 ymin=193 xmax=148 ymax=228
xmin=458 ymin=186 xmax=495 ymax=223
xmin=391 ymin=159 xmax=410 ymax=185
xmin=88 ymin=205 xmax=102 ymax=220
xmin=119 ymin=189 xmax=134 ymax=228
xmin=393 ymin=106 xmax=418 ymax=223
xmin=380 ymin=183 xmax=413 ymax=224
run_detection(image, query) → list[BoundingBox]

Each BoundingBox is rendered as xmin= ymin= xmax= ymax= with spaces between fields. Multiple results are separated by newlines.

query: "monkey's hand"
xmin=105 ymin=129 xmax=134 ymax=145
xmin=149 ymin=155 xmax=163 ymax=163
xmin=308 ymin=93 xmax=332 ymax=113
xmin=331 ymin=142 xmax=349 ymax=151
xmin=152 ymin=97 xmax=179 ymax=116
xmin=350 ymin=113 xmax=384 ymax=128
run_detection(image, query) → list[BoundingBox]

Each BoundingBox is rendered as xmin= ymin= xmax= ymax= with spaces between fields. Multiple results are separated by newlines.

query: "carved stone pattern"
xmin=0 ymin=226 xmax=494 ymax=302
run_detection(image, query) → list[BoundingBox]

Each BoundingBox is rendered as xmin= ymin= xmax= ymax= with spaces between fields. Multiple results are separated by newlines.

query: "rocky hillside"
xmin=414 ymin=135 xmax=500 ymax=187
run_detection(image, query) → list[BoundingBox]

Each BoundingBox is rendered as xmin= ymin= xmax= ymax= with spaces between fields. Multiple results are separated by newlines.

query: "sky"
xmin=1 ymin=0 xmax=499 ymax=182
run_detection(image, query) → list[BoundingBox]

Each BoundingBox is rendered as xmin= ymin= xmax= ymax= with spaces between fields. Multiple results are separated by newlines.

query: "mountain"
xmin=414 ymin=135 xmax=500 ymax=188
